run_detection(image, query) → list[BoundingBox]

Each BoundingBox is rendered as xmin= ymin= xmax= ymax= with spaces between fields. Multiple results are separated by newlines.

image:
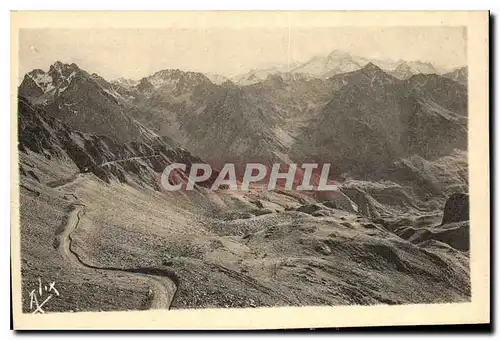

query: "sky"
xmin=18 ymin=27 xmax=467 ymax=81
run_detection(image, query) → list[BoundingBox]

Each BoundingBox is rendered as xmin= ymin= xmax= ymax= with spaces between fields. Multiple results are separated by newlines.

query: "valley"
xmin=17 ymin=54 xmax=470 ymax=312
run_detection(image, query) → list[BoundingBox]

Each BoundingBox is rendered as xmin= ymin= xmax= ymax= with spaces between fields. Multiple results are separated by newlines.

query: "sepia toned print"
xmin=11 ymin=11 xmax=489 ymax=330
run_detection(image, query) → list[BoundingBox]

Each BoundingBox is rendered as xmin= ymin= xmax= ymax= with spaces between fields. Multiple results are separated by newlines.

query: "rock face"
xmin=442 ymin=193 xmax=469 ymax=225
xmin=295 ymin=65 xmax=467 ymax=180
xmin=19 ymin=61 xmax=467 ymax=185
xmin=18 ymin=58 xmax=472 ymax=311
xmin=389 ymin=61 xmax=438 ymax=80
xmin=408 ymin=221 xmax=470 ymax=251
xmin=17 ymin=96 xmax=213 ymax=190
xmin=19 ymin=62 xmax=158 ymax=144
xmin=389 ymin=150 xmax=469 ymax=199
xmin=443 ymin=66 xmax=468 ymax=86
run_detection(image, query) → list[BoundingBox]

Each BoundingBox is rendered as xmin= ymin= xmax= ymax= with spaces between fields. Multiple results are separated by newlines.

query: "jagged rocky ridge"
xmin=19 ymin=61 xmax=468 ymax=173
xmin=295 ymin=63 xmax=467 ymax=181
xmin=19 ymin=61 xmax=469 ymax=200
xmin=18 ymin=96 xmax=215 ymax=190
xmin=18 ymin=58 xmax=471 ymax=311
xmin=443 ymin=67 xmax=468 ymax=87
xmin=233 ymin=50 xmax=445 ymax=84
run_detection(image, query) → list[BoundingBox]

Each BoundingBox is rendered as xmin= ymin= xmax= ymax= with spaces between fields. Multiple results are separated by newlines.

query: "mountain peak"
xmin=52 ymin=60 xmax=64 ymax=68
xmin=362 ymin=62 xmax=383 ymax=73
xmin=326 ymin=49 xmax=351 ymax=59
xmin=442 ymin=66 xmax=468 ymax=86
xmin=150 ymin=68 xmax=208 ymax=80
xmin=147 ymin=68 xmax=210 ymax=83
xmin=221 ymin=79 xmax=237 ymax=88
xmin=49 ymin=61 xmax=80 ymax=73
xmin=325 ymin=61 xmax=396 ymax=85
xmin=137 ymin=68 xmax=213 ymax=93
xmin=20 ymin=61 xmax=87 ymax=99
xmin=395 ymin=62 xmax=412 ymax=71
xmin=112 ymin=77 xmax=140 ymax=88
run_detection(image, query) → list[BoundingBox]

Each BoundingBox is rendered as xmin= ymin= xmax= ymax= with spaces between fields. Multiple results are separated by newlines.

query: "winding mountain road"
xmin=99 ymin=154 xmax=162 ymax=167
xmin=52 ymin=173 xmax=178 ymax=310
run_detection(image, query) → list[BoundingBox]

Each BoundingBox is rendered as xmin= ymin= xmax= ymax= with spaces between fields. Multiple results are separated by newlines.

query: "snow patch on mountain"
xmin=27 ymin=72 xmax=55 ymax=93
xmin=113 ymin=77 xmax=140 ymax=88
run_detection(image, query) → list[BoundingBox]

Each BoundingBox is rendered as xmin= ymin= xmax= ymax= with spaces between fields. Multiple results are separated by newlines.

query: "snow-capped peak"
xmin=20 ymin=61 xmax=82 ymax=99
xmin=142 ymin=69 xmax=211 ymax=90
xmin=26 ymin=70 xmax=55 ymax=94
xmin=113 ymin=77 xmax=140 ymax=88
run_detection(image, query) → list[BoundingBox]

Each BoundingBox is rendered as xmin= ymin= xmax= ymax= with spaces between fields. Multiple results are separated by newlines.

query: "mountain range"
xmin=296 ymin=63 xmax=467 ymax=179
xmin=230 ymin=50 xmax=452 ymax=85
xmin=19 ymin=56 xmax=467 ymax=188
xmin=17 ymin=52 xmax=471 ymax=311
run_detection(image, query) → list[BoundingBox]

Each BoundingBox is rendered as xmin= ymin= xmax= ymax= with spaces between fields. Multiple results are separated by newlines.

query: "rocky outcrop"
xmin=408 ymin=221 xmax=470 ymax=251
xmin=391 ymin=193 xmax=470 ymax=251
xmin=295 ymin=67 xmax=467 ymax=180
xmin=442 ymin=193 xmax=469 ymax=225
xmin=17 ymin=96 xmax=213 ymax=190
xmin=443 ymin=67 xmax=468 ymax=87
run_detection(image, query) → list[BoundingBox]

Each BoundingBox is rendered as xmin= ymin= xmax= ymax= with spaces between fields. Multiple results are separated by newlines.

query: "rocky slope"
xmin=19 ymin=61 xmax=466 ymax=175
xmin=19 ymin=62 xmax=155 ymax=145
xmin=443 ymin=67 xmax=468 ymax=86
xmin=17 ymin=95 xmax=213 ymax=192
xmin=18 ymin=59 xmax=470 ymax=312
xmin=295 ymin=64 xmax=467 ymax=179
xmin=388 ymin=61 xmax=438 ymax=80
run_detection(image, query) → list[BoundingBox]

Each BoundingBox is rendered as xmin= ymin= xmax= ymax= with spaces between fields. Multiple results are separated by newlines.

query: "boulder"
xmin=442 ymin=193 xmax=469 ymax=224
xmin=296 ymin=204 xmax=322 ymax=215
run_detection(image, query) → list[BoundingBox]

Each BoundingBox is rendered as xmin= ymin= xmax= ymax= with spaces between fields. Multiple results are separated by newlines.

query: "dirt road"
xmin=100 ymin=154 xmax=161 ymax=167
xmin=57 ymin=202 xmax=178 ymax=310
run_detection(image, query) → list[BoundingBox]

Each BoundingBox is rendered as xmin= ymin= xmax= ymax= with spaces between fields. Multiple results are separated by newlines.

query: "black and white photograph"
xmin=10 ymin=11 xmax=490 ymax=330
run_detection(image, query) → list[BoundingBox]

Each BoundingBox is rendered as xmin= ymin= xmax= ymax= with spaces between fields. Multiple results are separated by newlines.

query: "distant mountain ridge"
xmin=230 ymin=50 xmax=462 ymax=85
xmin=295 ymin=63 xmax=467 ymax=179
xmin=19 ymin=60 xmax=468 ymax=181
xmin=443 ymin=66 xmax=468 ymax=86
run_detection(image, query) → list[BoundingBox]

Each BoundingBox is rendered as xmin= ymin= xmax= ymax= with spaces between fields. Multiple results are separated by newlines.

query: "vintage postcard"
xmin=10 ymin=11 xmax=489 ymax=330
